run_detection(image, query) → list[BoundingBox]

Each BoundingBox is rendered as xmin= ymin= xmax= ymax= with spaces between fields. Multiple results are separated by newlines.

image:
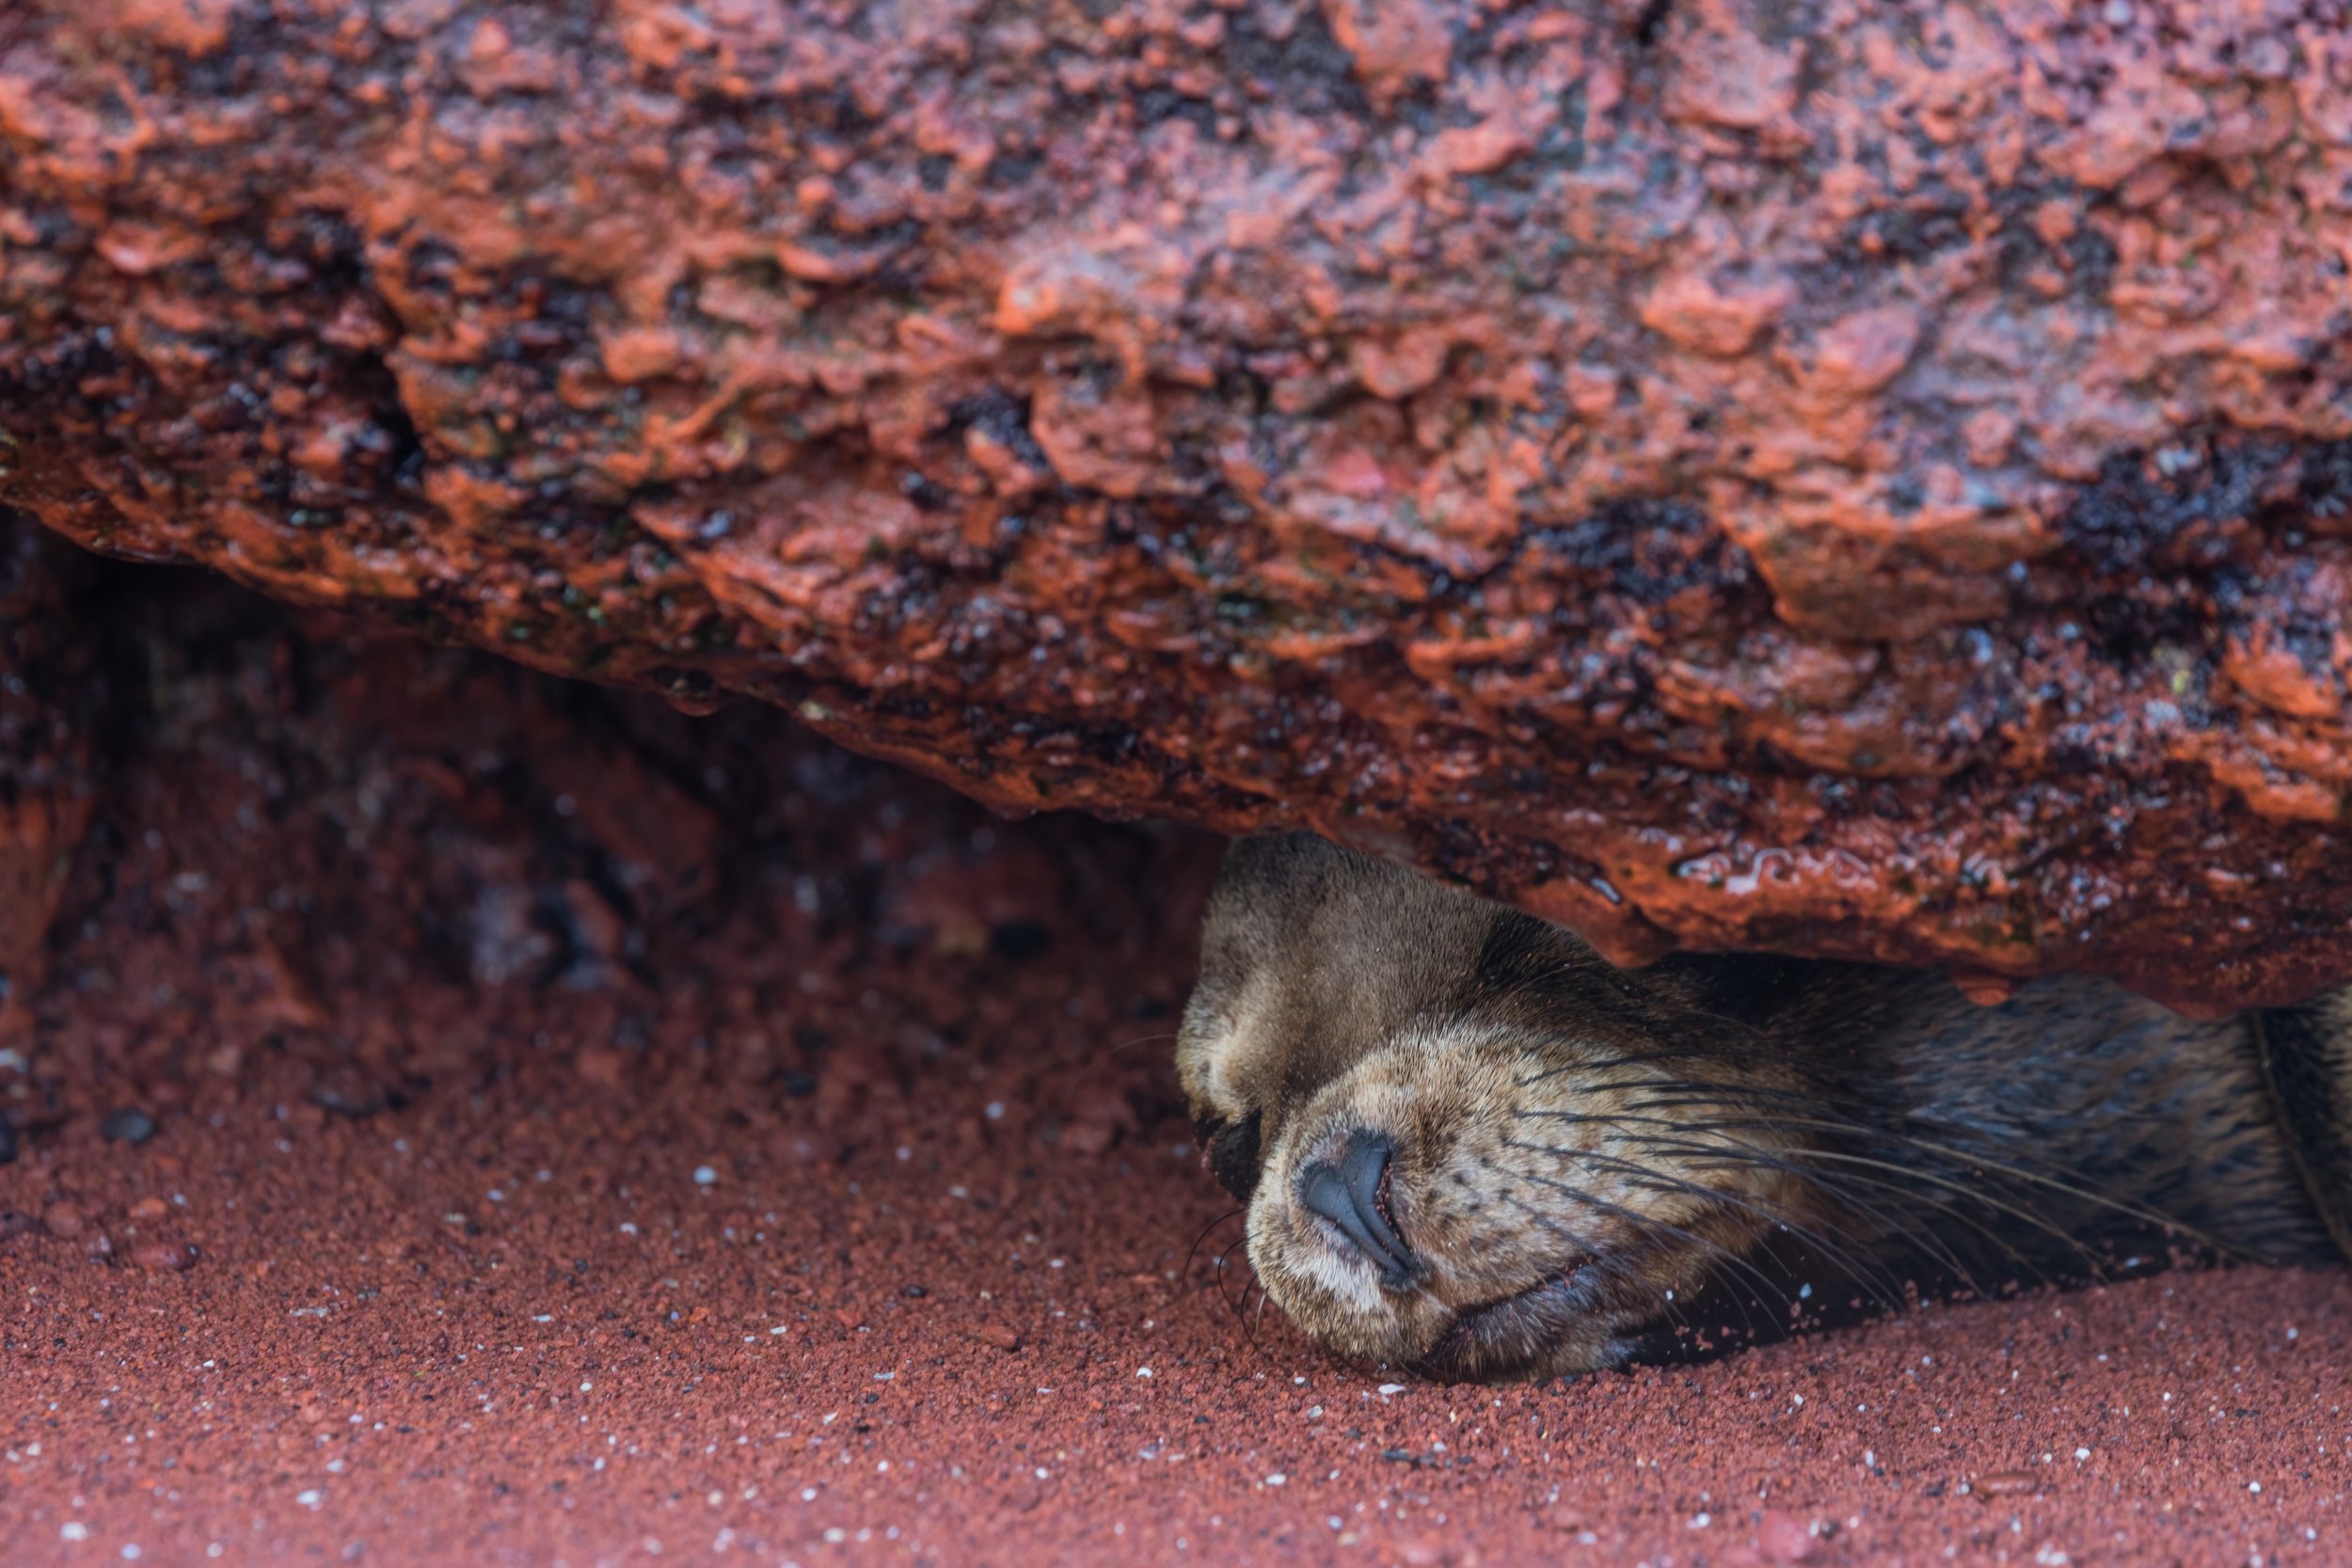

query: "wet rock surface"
xmin=1 ymin=553 xmax=2345 ymax=1568
xmin=9 ymin=5 xmax=2352 ymax=1006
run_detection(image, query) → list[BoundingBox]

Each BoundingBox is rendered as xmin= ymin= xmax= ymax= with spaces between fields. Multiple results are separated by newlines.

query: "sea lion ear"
xmin=1645 ymin=950 xmax=1816 ymax=1024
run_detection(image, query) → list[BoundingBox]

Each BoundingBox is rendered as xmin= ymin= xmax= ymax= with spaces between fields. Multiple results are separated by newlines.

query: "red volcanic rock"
xmin=8 ymin=3 xmax=2352 ymax=1007
xmin=128 ymin=1241 xmax=197 ymax=1273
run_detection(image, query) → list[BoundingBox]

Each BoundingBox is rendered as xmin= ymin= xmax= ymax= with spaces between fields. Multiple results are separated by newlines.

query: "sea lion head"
xmin=1177 ymin=834 xmax=1816 ymax=1383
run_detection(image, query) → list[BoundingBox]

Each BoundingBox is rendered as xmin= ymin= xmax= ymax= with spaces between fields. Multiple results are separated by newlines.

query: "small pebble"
xmin=128 ymin=1196 xmax=169 ymax=1223
xmin=971 ymin=1322 xmax=1023 ymax=1352
xmin=131 ymin=1242 xmax=197 ymax=1272
xmin=309 ymin=1075 xmax=389 ymax=1118
xmin=100 ymin=1108 xmax=158 ymax=1145
xmin=1976 ymin=1470 xmax=2040 ymax=1497
xmin=1757 ymin=1510 xmax=1820 ymax=1562
xmin=573 ymin=1048 xmax=628 ymax=1088
xmin=44 ymin=1202 xmax=86 ymax=1239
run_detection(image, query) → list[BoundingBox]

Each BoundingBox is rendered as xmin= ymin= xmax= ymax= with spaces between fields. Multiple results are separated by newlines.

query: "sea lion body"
xmin=1178 ymin=834 xmax=2349 ymax=1383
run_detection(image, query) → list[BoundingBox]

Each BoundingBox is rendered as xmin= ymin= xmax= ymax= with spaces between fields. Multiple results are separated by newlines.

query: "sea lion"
xmin=1177 ymin=833 xmax=2352 ymax=1383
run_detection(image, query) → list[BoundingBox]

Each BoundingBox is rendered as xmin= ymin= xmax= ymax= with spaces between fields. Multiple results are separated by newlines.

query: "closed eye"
xmin=1200 ymin=1109 xmax=1264 ymax=1203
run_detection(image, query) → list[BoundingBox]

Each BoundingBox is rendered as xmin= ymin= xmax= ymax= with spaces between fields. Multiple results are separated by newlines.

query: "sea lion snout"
xmin=1295 ymin=1128 xmax=1421 ymax=1290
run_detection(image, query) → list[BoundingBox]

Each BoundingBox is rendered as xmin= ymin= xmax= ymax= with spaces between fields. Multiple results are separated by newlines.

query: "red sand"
xmin=2 ymin=575 xmax=2347 ymax=1567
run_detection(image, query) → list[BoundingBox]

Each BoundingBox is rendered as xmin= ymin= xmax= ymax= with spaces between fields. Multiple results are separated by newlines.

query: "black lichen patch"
xmin=2058 ymin=435 xmax=2323 ymax=577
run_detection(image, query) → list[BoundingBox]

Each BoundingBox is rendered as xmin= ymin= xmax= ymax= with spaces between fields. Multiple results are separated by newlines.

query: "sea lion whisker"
xmin=1497 ymin=1194 xmax=1708 ymax=1339
xmin=1559 ymin=1090 xmax=2029 ymax=1288
xmin=1609 ymin=1088 xmax=2196 ymax=1251
xmin=1502 ymin=1138 xmax=1899 ymax=1315
xmin=1184 ymin=1207 xmax=1248 ymax=1282
xmin=1609 ymin=1131 xmax=2008 ymax=1299
xmin=1551 ymin=1100 xmax=2002 ymax=1308
xmin=1496 ymin=1079 xmax=2189 ymax=1339
xmin=1634 ymin=1087 xmax=2222 ymax=1229
xmin=1105 ymin=1031 xmax=1184 ymax=1059
xmin=1589 ymin=1178 xmax=1843 ymax=1325
xmin=1595 ymin=1161 xmax=1916 ymax=1315
xmin=1611 ymin=1078 xmax=1844 ymax=1111
xmin=1782 ymin=1148 xmax=2128 ymax=1274
xmin=1627 ymin=1104 xmax=2185 ymax=1279
xmin=1694 ymin=1114 xmax=2233 ymax=1258
xmin=1484 ymin=1191 xmax=1611 ymax=1261
xmin=1734 ymin=1157 xmax=2058 ymax=1299
xmin=1505 ymin=1167 xmax=1801 ymax=1323
xmin=1516 ymin=1042 xmax=1806 ymax=1088
xmin=1209 ymin=1235 xmax=1260 ymax=1329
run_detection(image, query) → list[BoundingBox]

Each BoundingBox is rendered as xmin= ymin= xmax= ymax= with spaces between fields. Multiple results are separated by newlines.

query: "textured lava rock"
xmin=8 ymin=2 xmax=2352 ymax=1009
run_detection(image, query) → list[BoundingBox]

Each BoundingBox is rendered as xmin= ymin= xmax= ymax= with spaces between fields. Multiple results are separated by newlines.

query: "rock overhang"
xmin=8 ymin=0 xmax=2352 ymax=1010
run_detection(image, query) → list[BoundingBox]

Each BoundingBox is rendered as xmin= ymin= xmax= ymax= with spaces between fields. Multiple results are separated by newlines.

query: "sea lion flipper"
xmin=2254 ymin=993 xmax=2352 ymax=1264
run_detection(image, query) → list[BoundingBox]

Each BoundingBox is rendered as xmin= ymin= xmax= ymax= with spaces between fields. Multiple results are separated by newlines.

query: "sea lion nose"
xmin=1295 ymin=1129 xmax=1420 ymax=1289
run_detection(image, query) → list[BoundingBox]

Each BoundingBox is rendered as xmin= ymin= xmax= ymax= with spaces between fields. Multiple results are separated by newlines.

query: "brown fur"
xmin=1179 ymin=835 xmax=2345 ymax=1384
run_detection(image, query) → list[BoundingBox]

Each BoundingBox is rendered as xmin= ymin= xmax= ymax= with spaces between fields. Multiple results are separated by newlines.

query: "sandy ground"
xmin=1 ymin=569 xmax=2347 ymax=1567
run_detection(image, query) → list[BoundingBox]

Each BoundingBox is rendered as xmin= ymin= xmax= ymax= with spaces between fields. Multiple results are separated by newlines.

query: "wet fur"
xmin=1178 ymin=834 xmax=2346 ymax=1384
